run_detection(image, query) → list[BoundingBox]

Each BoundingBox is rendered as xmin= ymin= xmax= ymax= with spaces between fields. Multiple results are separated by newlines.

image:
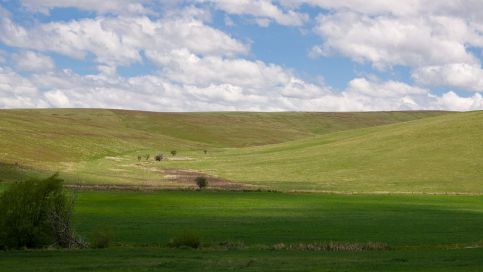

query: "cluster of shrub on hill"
xmin=137 ymin=149 xmax=208 ymax=162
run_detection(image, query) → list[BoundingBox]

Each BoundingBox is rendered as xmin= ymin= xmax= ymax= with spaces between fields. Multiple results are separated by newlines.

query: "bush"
xmin=0 ymin=174 xmax=82 ymax=249
xmin=168 ymin=231 xmax=201 ymax=249
xmin=90 ymin=227 xmax=112 ymax=249
xmin=170 ymin=150 xmax=177 ymax=156
xmin=195 ymin=176 xmax=208 ymax=189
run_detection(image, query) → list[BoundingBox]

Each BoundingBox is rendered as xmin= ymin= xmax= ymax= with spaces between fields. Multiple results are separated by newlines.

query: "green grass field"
xmin=1 ymin=109 xmax=482 ymax=271
xmin=3 ymin=109 xmax=481 ymax=194
xmin=1 ymin=190 xmax=482 ymax=271
xmin=2 ymin=110 xmax=475 ymax=193
xmin=161 ymin=111 xmax=483 ymax=193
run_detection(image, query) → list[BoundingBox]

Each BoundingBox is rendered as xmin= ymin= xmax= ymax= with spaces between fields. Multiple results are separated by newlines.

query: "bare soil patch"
xmin=65 ymin=168 xmax=257 ymax=191
xmin=161 ymin=168 xmax=255 ymax=190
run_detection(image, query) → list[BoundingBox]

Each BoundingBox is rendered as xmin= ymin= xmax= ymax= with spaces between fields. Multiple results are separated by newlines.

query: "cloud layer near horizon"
xmin=1 ymin=0 xmax=483 ymax=111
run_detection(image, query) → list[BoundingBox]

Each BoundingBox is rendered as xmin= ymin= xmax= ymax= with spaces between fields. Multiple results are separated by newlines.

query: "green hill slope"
xmin=164 ymin=111 xmax=483 ymax=193
xmin=3 ymin=108 xmax=477 ymax=193
xmin=0 ymin=108 xmax=445 ymax=165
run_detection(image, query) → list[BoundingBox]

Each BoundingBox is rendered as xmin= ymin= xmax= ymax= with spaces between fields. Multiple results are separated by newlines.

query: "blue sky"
xmin=0 ymin=0 xmax=482 ymax=111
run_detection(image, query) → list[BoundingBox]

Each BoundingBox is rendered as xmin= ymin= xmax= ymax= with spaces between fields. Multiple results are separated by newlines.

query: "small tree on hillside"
xmin=171 ymin=150 xmax=177 ymax=156
xmin=195 ymin=176 xmax=208 ymax=189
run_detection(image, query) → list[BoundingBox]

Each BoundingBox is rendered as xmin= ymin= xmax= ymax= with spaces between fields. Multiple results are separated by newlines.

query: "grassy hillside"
xmin=0 ymin=108 xmax=446 ymax=179
xmin=162 ymin=111 xmax=483 ymax=193
xmin=3 ymin=109 xmax=482 ymax=193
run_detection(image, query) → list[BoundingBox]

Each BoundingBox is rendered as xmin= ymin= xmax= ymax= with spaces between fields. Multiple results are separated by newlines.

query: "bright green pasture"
xmin=72 ymin=191 xmax=483 ymax=247
xmin=1 ymin=190 xmax=482 ymax=271
xmin=160 ymin=111 xmax=483 ymax=193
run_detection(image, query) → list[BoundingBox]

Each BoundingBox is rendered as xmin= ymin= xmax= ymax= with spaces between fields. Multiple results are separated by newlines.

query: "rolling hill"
xmin=3 ymin=108 xmax=481 ymax=193
xmin=162 ymin=111 xmax=483 ymax=193
xmin=0 ymin=108 xmax=446 ymax=164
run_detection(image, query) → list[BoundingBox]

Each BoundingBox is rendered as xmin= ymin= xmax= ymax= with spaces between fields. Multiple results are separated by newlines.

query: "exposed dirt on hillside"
xmin=161 ymin=168 xmax=254 ymax=190
xmin=65 ymin=168 xmax=258 ymax=191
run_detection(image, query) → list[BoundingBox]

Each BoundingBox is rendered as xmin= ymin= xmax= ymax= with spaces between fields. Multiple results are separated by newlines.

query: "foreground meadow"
xmin=1 ymin=190 xmax=482 ymax=271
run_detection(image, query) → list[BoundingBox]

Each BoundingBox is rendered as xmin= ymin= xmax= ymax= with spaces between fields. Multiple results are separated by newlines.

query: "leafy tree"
xmin=171 ymin=150 xmax=177 ymax=156
xmin=195 ymin=176 xmax=208 ymax=189
xmin=0 ymin=174 xmax=83 ymax=249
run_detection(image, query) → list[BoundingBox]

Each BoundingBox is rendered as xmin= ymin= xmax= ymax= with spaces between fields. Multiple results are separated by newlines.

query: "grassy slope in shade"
xmin=162 ymin=111 xmax=483 ymax=193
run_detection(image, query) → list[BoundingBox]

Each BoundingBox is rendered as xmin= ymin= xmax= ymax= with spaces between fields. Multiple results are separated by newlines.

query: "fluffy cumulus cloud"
xmin=0 ymin=1 xmax=482 ymax=111
xmin=199 ymin=0 xmax=308 ymax=26
xmin=0 ymin=10 xmax=248 ymax=67
xmin=19 ymin=0 xmax=153 ymax=15
xmin=306 ymin=0 xmax=483 ymax=92
xmin=412 ymin=64 xmax=483 ymax=92
xmin=13 ymin=51 xmax=55 ymax=72
xmin=2 ymin=67 xmax=481 ymax=111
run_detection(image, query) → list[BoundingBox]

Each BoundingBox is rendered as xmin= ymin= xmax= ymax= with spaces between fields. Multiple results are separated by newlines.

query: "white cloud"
xmin=314 ymin=12 xmax=478 ymax=69
xmin=0 ymin=12 xmax=248 ymax=67
xmin=437 ymin=91 xmax=483 ymax=111
xmin=0 ymin=67 xmax=47 ymax=108
xmin=285 ymin=0 xmax=483 ymax=21
xmin=146 ymin=49 xmax=293 ymax=90
xmin=1 ymin=65 xmax=481 ymax=111
xmin=1 ymin=1 xmax=483 ymax=111
xmin=305 ymin=1 xmax=483 ymax=92
xmin=19 ymin=0 xmax=153 ymax=16
xmin=44 ymin=89 xmax=70 ymax=107
xmin=13 ymin=51 xmax=55 ymax=72
xmin=201 ymin=0 xmax=308 ymax=26
xmin=412 ymin=63 xmax=483 ymax=92
xmin=347 ymin=78 xmax=428 ymax=98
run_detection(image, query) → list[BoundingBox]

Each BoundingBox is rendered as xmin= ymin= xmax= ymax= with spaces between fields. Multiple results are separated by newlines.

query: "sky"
xmin=0 ymin=0 xmax=482 ymax=111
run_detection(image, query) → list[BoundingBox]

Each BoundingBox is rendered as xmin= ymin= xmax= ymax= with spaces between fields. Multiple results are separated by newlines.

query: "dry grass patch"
xmin=271 ymin=241 xmax=390 ymax=252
